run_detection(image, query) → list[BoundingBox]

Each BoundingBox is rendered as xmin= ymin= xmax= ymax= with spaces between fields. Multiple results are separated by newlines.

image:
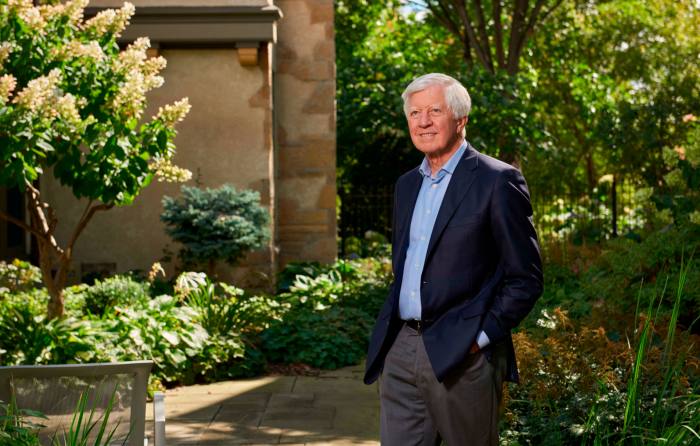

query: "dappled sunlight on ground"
xmin=144 ymin=363 xmax=379 ymax=445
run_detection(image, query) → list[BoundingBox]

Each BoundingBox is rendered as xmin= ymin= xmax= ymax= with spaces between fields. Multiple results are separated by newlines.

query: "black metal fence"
xmin=338 ymin=176 xmax=643 ymax=250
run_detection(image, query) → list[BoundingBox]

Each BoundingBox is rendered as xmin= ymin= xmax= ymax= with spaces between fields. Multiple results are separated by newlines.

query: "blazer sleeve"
xmin=481 ymin=168 xmax=543 ymax=344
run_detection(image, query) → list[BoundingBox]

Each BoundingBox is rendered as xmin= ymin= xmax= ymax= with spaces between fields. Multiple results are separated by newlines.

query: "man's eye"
xmin=430 ymin=108 xmax=442 ymax=116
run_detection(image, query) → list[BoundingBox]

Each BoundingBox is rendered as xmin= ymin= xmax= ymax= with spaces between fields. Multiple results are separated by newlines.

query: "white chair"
xmin=0 ymin=361 xmax=165 ymax=446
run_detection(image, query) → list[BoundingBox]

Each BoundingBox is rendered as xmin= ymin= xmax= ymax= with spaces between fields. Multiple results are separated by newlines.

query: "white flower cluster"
xmin=150 ymin=157 xmax=193 ymax=183
xmin=4 ymin=0 xmax=90 ymax=36
xmin=142 ymin=55 xmax=167 ymax=77
xmin=6 ymin=0 xmax=44 ymax=31
xmin=11 ymin=69 xmax=85 ymax=129
xmin=156 ymin=98 xmax=192 ymax=127
xmin=111 ymin=38 xmax=165 ymax=119
xmin=82 ymin=2 xmax=135 ymax=38
xmin=55 ymin=93 xmax=83 ymax=127
xmin=12 ymin=69 xmax=62 ymax=112
xmin=174 ymin=271 xmax=207 ymax=296
xmin=0 ymin=74 xmax=17 ymax=105
xmin=38 ymin=0 xmax=89 ymax=26
xmin=52 ymin=40 xmax=104 ymax=62
xmin=0 ymin=42 xmax=13 ymax=67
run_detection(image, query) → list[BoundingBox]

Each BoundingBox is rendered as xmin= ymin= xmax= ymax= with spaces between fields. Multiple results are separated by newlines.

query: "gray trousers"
xmin=379 ymin=324 xmax=508 ymax=446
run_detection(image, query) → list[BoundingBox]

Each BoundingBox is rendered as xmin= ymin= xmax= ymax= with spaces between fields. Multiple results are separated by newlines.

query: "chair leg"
xmin=153 ymin=392 xmax=166 ymax=446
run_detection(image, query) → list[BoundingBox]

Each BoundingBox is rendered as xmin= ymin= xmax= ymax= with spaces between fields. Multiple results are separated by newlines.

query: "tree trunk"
xmin=21 ymin=185 xmax=108 ymax=320
xmin=36 ymin=237 xmax=66 ymax=319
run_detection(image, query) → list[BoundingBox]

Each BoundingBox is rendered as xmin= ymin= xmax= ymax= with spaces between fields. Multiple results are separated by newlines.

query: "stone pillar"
xmin=275 ymin=0 xmax=337 ymax=267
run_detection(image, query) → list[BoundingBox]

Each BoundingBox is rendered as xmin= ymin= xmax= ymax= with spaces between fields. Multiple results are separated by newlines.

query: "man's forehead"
xmin=408 ymin=85 xmax=446 ymax=106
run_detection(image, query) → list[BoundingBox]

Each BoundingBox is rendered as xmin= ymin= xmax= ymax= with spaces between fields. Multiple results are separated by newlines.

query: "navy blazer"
xmin=364 ymin=143 xmax=543 ymax=384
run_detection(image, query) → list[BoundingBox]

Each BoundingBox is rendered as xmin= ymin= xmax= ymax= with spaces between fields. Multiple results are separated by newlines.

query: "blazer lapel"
xmin=425 ymin=146 xmax=479 ymax=261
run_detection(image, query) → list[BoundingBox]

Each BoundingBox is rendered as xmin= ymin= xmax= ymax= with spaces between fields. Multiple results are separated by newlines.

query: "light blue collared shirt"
xmin=399 ymin=140 xmax=489 ymax=348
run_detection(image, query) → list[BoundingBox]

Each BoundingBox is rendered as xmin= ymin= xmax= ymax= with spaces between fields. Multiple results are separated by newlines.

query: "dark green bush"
xmin=260 ymin=258 xmax=391 ymax=369
xmin=161 ymin=185 xmax=270 ymax=273
xmin=260 ymin=306 xmax=374 ymax=369
xmin=580 ymin=225 xmax=700 ymax=330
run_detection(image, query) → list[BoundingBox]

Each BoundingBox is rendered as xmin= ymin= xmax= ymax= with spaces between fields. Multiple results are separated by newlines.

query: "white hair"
xmin=401 ymin=73 xmax=472 ymax=120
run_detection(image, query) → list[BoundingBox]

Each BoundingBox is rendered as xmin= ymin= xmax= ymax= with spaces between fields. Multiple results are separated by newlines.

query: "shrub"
xmin=177 ymin=278 xmax=273 ymax=381
xmin=0 ymin=294 xmax=110 ymax=365
xmin=0 ymin=260 xmax=42 ymax=295
xmin=503 ymin=290 xmax=700 ymax=445
xmin=103 ymin=294 xmax=208 ymax=385
xmin=277 ymin=258 xmax=390 ymax=318
xmin=260 ymin=306 xmax=374 ymax=369
xmin=260 ymin=257 xmax=391 ymax=369
xmin=161 ymin=185 xmax=270 ymax=275
xmin=81 ymin=275 xmax=149 ymax=317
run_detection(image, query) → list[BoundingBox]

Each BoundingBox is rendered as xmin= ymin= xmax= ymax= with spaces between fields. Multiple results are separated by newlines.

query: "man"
xmin=364 ymin=73 xmax=543 ymax=445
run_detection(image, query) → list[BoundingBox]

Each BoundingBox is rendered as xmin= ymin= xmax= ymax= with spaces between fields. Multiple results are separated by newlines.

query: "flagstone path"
xmin=145 ymin=363 xmax=380 ymax=445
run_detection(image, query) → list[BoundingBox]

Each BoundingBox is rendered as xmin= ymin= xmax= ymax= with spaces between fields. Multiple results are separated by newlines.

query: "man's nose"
xmin=418 ymin=112 xmax=432 ymax=127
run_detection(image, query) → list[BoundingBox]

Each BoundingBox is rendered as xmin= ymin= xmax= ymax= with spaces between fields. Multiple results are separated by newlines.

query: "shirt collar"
xmin=418 ymin=140 xmax=468 ymax=179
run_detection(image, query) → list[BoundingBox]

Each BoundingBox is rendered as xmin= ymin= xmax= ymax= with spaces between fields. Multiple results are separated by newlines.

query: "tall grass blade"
xmin=623 ymin=288 xmax=656 ymax=435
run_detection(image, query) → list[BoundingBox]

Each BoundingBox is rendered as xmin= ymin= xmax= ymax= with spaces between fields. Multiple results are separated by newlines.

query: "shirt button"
xmin=426 ymin=209 xmax=431 ymax=214
xmin=411 ymin=291 xmax=415 ymax=297
xmin=420 ymin=236 xmax=426 ymax=241
xmin=431 ymin=184 xmax=438 ymax=189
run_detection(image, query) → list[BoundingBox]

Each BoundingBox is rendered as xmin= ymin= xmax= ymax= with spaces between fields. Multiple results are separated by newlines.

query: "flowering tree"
xmin=0 ymin=0 xmax=192 ymax=318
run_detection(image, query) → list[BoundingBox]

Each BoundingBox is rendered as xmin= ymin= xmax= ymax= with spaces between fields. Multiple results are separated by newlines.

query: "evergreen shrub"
xmin=161 ymin=185 xmax=270 ymax=273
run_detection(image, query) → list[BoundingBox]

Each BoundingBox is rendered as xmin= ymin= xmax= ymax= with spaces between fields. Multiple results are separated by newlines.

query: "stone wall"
xmin=275 ymin=0 xmax=337 ymax=267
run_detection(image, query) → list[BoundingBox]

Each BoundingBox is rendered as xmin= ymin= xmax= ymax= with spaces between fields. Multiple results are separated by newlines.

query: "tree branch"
xmin=492 ymin=0 xmax=505 ymax=69
xmin=24 ymin=180 xmax=64 ymax=257
xmin=428 ymin=1 xmax=473 ymax=64
xmin=473 ymin=0 xmax=495 ymax=71
xmin=525 ymin=0 xmax=548 ymax=34
xmin=0 ymin=208 xmax=42 ymax=238
xmin=453 ymin=0 xmax=493 ymax=72
xmin=539 ymin=0 xmax=566 ymax=24
xmin=506 ymin=0 xmax=528 ymax=75
xmin=428 ymin=1 xmax=464 ymax=43
xmin=63 ymin=202 xmax=114 ymax=260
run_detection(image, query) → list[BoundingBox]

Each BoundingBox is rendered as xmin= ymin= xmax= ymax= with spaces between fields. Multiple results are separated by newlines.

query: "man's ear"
xmin=456 ymin=116 xmax=468 ymax=133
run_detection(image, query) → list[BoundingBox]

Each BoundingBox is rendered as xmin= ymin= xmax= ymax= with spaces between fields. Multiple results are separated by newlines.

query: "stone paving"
xmin=145 ymin=363 xmax=380 ymax=445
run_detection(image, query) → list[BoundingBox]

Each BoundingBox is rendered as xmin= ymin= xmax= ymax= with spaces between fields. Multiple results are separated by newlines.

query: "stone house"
xmin=0 ymin=0 xmax=337 ymax=286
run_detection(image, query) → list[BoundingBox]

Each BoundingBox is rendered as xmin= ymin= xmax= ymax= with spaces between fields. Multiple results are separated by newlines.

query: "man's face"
xmin=406 ymin=85 xmax=466 ymax=157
